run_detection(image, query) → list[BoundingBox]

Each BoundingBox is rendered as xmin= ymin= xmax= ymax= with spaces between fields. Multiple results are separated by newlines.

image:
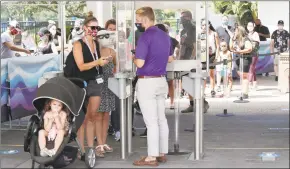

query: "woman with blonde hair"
xmin=230 ymin=26 xmax=253 ymax=99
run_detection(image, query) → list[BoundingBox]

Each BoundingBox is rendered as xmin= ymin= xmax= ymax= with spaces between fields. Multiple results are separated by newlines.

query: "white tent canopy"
xmin=135 ymin=1 xmax=196 ymax=10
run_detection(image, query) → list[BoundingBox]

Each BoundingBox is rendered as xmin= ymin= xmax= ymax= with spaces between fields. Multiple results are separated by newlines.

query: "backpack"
xmin=63 ymin=50 xmax=78 ymax=78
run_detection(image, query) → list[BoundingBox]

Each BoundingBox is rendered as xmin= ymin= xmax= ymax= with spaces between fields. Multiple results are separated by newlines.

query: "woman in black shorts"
xmin=200 ymin=19 xmax=220 ymax=97
xmin=230 ymin=26 xmax=253 ymax=99
xmin=73 ymin=11 xmax=109 ymax=159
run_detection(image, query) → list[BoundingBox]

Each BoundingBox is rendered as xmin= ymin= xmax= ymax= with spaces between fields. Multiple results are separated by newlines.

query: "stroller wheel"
xmin=85 ymin=148 xmax=96 ymax=168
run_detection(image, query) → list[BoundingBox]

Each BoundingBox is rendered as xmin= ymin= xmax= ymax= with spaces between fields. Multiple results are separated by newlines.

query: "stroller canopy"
xmin=32 ymin=77 xmax=86 ymax=116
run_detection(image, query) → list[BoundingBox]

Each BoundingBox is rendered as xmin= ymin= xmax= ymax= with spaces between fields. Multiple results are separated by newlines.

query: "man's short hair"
xmin=181 ymin=11 xmax=192 ymax=19
xmin=136 ymin=7 xmax=155 ymax=22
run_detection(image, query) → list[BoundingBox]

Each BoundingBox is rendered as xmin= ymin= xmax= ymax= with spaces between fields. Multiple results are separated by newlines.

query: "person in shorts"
xmin=270 ymin=20 xmax=289 ymax=81
xmin=72 ymin=11 xmax=109 ymax=160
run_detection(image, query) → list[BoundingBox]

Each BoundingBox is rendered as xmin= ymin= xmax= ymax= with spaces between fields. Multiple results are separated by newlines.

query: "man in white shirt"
xmin=1 ymin=20 xmax=31 ymax=59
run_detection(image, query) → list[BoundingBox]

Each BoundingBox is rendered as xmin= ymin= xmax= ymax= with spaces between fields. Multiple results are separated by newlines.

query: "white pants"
xmin=136 ymin=77 xmax=169 ymax=156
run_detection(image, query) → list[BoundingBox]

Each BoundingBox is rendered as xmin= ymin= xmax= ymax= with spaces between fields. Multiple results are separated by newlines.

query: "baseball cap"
xmin=278 ymin=20 xmax=284 ymax=25
xmin=9 ymin=20 xmax=21 ymax=30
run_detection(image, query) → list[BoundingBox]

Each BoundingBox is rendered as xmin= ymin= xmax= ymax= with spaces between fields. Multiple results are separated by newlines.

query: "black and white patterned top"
xmin=98 ymin=61 xmax=116 ymax=112
xmin=271 ymin=29 xmax=289 ymax=53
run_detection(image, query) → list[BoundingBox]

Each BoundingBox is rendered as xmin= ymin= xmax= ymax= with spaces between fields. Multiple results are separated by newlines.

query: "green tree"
xmin=212 ymin=1 xmax=258 ymax=27
xmin=1 ymin=1 xmax=87 ymax=21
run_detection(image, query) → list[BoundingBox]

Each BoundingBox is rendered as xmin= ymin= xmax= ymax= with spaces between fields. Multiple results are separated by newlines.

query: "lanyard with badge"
xmin=84 ymin=37 xmax=104 ymax=84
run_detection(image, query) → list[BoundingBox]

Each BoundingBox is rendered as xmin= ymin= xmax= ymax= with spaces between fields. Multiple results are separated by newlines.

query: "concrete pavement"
xmin=1 ymin=76 xmax=289 ymax=168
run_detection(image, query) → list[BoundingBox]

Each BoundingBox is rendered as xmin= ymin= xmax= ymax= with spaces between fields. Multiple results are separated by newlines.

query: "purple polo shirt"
xmin=135 ymin=26 xmax=172 ymax=76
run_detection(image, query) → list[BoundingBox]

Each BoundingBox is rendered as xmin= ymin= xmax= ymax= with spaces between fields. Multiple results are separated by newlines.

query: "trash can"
xmin=278 ymin=52 xmax=289 ymax=93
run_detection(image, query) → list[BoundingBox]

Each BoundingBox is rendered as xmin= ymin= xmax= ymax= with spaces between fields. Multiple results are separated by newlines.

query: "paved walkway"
xmin=0 ymin=76 xmax=289 ymax=168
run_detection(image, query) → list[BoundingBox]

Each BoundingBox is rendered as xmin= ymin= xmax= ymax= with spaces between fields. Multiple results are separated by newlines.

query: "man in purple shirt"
xmin=132 ymin=6 xmax=173 ymax=167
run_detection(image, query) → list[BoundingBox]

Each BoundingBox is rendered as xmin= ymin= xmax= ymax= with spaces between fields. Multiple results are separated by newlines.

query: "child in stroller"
xmin=39 ymin=99 xmax=69 ymax=157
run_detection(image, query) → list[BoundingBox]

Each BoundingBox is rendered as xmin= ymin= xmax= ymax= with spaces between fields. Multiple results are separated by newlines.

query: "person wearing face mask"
xmin=68 ymin=11 xmax=110 ymax=161
xmin=37 ymin=27 xmax=58 ymax=55
xmin=70 ymin=19 xmax=85 ymax=44
xmin=179 ymin=10 xmax=196 ymax=60
xmin=199 ymin=19 xmax=220 ymax=97
xmin=246 ymin=21 xmax=260 ymax=90
xmin=132 ymin=6 xmax=174 ymax=166
xmin=230 ymin=26 xmax=253 ymax=99
xmin=270 ymin=20 xmax=289 ymax=81
xmin=1 ymin=20 xmax=31 ymax=59
xmin=178 ymin=11 xmax=197 ymax=114
xmin=216 ymin=16 xmax=234 ymax=46
xmin=254 ymin=19 xmax=270 ymax=42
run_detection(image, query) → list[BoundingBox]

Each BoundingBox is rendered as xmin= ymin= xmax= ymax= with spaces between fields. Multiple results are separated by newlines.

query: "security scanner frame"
xmin=111 ymin=0 xmax=212 ymax=161
xmin=107 ymin=1 xmax=135 ymax=160
xmin=166 ymin=60 xmax=208 ymax=157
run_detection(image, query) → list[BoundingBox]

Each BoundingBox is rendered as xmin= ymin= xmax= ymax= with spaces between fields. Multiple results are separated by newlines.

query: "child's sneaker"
xmin=40 ymin=148 xmax=49 ymax=157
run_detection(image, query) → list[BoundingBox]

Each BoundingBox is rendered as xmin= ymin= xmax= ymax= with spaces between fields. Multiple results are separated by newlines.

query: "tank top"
xmin=74 ymin=39 xmax=103 ymax=81
xmin=208 ymin=31 xmax=216 ymax=54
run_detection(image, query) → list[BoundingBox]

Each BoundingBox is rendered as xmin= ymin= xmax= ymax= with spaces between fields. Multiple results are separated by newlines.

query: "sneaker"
xmin=40 ymin=148 xmax=49 ymax=157
xmin=217 ymin=86 xmax=221 ymax=92
xmin=193 ymin=100 xmax=209 ymax=113
xmin=242 ymin=94 xmax=249 ymax=99
xmin=211 ymin=90 xmax=216 ymax=97
xmin=140 ymin=129 xmax=147 ymax=138
xmin=115 ymin=131 xmax=120 ymax=142
xmin=203 ymin=100 xmax=209 ymax=113
xmin=181 ymin=105 xmax=193 ymax=113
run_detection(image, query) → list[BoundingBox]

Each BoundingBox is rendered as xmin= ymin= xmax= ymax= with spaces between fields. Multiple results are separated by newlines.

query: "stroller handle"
xmin=67 ymin=78 xmax=87 ymax=88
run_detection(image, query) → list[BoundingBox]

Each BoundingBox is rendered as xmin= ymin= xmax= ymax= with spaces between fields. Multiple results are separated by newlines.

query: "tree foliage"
xmin=212 ymin=1 xmax=258 ymax=27
xmin=1 ymin=1 xmax=87 ymax=21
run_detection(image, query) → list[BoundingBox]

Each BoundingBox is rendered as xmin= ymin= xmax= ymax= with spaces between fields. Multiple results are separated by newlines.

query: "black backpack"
xmin=63 ymin=50 xmax=78 ymax=78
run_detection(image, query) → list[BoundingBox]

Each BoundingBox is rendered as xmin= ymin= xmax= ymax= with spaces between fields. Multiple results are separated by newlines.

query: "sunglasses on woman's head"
xmin=88 ymin=26 xmax=101 ymax=31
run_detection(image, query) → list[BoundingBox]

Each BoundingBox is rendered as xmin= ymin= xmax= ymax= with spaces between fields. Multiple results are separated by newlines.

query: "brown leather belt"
xmin=138 ymin=75 xmax=165 ymax=79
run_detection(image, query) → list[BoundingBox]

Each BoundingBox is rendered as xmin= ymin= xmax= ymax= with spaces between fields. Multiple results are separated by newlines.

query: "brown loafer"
xmin=157 ymin=156 xmax=167 ymax=163
xmin=133 ymin=156 xmax=158 ymax=166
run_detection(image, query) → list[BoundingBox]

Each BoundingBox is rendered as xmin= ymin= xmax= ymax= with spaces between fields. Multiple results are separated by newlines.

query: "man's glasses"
xmin=88 ymin=26 xmax=101 ymax=31
xmin=221 ymin=45 xmax=227 ymax=47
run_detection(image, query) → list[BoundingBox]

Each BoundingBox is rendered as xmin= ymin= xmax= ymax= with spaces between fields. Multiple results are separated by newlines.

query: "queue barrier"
xmin=1 ymin=54 xmax=61 ymax=123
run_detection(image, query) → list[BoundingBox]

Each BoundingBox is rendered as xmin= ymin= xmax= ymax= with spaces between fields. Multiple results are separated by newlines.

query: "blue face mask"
xmin=222 ymin=21 xmax=228 ymax=26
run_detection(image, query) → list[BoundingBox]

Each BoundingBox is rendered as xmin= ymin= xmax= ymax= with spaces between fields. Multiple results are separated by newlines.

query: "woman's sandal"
xmin=95 ymin=145 xmax=105 ymax=158
xmin=103 ymin=144 xmax=113 ymax=153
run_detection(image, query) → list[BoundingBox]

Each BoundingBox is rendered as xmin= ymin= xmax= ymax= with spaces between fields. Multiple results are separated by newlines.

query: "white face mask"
xmin=49 ymin=26 xmax=56 ymax=36
xmin=247 ymin=26 xmax=254 ymax=32
xmin=278 ymin=25 xmax=284 ymax=31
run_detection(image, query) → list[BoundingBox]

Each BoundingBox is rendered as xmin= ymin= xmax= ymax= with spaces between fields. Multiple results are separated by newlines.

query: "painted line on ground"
xmin=139 ymin=147 xmax=289 ymax=150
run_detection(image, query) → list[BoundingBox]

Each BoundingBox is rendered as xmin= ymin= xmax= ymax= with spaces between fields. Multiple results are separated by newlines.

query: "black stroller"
xmin=23 ymin=77 xmax=97 ymax=169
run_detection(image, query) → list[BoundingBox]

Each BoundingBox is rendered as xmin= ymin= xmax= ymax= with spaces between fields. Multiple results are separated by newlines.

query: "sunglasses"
xmin=221 ymin=45 xmax=227 ymax=47
xmin=97 ymin=33 xmax=113 ymax=39
xmin=88 ymin=26 xmax=101 ymax=31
